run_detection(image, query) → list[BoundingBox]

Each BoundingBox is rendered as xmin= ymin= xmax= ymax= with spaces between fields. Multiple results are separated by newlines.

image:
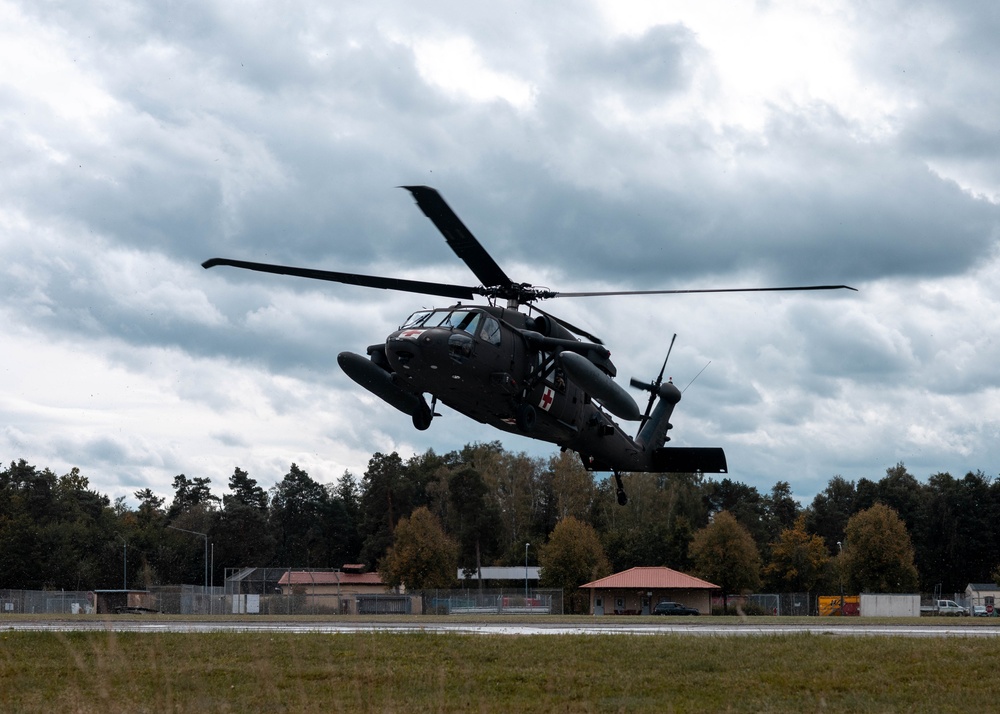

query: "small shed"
xmin=580 ymin=566 xmax=719 ymax=615
xmin=966 ymin=583 xmax=1000 ymax=614
xmin=93 ymin=589 xmax=157 ymax=614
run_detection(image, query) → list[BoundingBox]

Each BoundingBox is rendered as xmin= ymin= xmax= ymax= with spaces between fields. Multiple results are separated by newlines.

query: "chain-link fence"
xmin=745 ymin=593 xmax=814 ymax=616
xmin=144 ymin=585 xmax=225 ymax=615
xmin=3 ymin=581 xmax=563 ymax=616
xmin=0 ymin=589 xmax=94 ymax=614
xmin=1 ymin=587 xmax=368 ymax=615
xmin=224 ymin=567 xmax=299 ymax=595
xmin=419 ymin=589 xmax=563 ymax=615
xmin=147 ymin=584 xmax=351 ymax=615
xmin=744 ymin=592 xmax=975 ymax=616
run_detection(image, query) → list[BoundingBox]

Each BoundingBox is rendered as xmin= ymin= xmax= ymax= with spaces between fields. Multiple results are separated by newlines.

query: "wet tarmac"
xmin=5 ymin=618 xmax=999 ymax=638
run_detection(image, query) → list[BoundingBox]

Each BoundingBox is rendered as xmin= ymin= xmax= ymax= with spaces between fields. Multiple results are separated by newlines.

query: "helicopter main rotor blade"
xmin=402 ymin=185 xmax=514 ymax=291
xmin=202 ymin=258 xmax=477 ymax=300
xmin=550 ymin=285 xmax=857 ymax=298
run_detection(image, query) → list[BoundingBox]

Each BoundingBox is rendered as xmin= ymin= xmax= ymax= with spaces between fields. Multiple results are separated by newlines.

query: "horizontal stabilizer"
xmin=651 ymin=447 xmax=728 ymax=474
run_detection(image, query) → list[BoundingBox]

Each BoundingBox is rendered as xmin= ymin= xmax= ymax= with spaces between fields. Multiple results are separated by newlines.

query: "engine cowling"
xmin=559 ymin=351 xmax=640 ymax=421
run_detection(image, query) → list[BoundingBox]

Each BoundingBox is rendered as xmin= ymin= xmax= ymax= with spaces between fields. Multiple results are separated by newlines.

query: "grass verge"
xmin=2 ymin=629 xmax=998 ymax=712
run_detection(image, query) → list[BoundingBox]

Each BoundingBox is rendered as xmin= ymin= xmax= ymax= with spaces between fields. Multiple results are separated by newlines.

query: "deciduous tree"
xmin=703 ymin=479 xmax=768 ymax=549
xmin=764 ymin=515 xmax=829 ymax=593
xmin=463 ymin=442 xmax=546 ymax=561
xmin=539 ymin=516 xmax=611 ymax=614
xmin=594 ymin=472 xmax=704 ymax=572
xmin=537 ymin=451 xmax=595 ymax=533
xmin=379 ymin=506 xmax=458 ymax=590
xmin=690 ymin=510 xmax=761 ymax=612
xmin=842 ymin=503 xmax=919 ymax=593
xmin=447 ymin=465 xmax=500 ymax=579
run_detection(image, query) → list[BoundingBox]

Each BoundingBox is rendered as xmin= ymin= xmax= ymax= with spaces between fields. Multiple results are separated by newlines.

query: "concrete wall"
xmin=860 ymin=593 xmax=920 ymax=617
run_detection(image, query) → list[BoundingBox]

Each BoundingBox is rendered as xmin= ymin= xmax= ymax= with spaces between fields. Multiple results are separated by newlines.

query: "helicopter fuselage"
xmin=386 ymin=304 xmax=595 ymax=440
xmin=338 ymin=303 xmax=698 ymax=475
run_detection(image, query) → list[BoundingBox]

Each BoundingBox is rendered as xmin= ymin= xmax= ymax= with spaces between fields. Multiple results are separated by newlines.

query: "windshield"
xmin=400 ymin=310 xmax=433 ymax=329
xmin=400 ymin=309 xmax=482 ymax=336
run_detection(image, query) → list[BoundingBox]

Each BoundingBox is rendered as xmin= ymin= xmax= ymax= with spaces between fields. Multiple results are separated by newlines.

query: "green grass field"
xmin=2 ymin=623 xmax=999 ymax=712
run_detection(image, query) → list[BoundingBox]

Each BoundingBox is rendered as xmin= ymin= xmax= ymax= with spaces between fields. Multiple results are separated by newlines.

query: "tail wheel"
xmin=515 ymin=403 xmax=536 ymax=433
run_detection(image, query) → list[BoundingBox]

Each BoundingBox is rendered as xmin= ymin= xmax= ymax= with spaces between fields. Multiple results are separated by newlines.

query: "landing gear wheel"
xmin=614 ymin=472 xmax=628 ymax=506
xmin=515 ymin=402 xmax=536 ymax=433
xmin=412 ymin=402 xmax=433 ymax=431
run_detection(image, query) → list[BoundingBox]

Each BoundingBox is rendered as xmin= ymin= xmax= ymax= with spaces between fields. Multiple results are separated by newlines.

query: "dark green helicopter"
xmin=203 ymin=186 xmax=855 ymax=504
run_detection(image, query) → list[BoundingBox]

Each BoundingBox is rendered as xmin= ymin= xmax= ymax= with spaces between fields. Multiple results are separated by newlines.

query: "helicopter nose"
xmin=389 ymin=327 xmax=461 ymax=377
xmin=387 ymin=337 xmax=422 ymax=368
xmin=386 ymin=329 xmax=437 ymax=370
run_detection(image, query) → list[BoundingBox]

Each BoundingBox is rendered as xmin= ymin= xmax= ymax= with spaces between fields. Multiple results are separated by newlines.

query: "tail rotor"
xmin=630 ymin=333 xmax=676 ymax=430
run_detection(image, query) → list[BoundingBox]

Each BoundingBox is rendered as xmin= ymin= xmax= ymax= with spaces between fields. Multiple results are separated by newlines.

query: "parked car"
xmin=973 ymin=605 xmax=991 ymax=617
xmin=652 ymin=601 xmax=700 ymax=616
xmin=919 ymin=599 xmax=969 ymax=616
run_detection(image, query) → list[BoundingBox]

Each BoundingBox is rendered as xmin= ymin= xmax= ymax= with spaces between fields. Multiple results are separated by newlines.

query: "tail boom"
xmin=572 ymin=378 xmax=728 ymax=475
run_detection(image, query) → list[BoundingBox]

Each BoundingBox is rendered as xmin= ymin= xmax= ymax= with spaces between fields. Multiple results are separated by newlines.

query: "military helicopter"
xmin=203 ymin=186 xmax=855 ymax=504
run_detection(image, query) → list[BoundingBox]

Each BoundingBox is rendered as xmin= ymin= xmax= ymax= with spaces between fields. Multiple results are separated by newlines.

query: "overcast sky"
xmin=2 ymin=0 xmax=998 ymax=506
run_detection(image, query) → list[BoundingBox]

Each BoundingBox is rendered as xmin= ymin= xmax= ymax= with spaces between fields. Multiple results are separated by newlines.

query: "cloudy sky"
xmin=2 ymin=0 xmax=998 ymax=506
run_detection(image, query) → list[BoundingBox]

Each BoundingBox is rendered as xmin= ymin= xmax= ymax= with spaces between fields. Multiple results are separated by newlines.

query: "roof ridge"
xmin=579 ymin=566 xmax=719 ymax=591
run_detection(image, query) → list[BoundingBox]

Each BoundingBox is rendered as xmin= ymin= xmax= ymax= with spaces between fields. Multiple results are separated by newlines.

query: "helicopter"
xmin=203 ymin=186 xmax=855 ymax=505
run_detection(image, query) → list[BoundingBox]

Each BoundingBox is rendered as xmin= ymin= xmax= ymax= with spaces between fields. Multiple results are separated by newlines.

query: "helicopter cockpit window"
xmin=402 ymin=309 xmax=484 ymax=334
xmin=441 ymin=310 xmax=481 ymax=335
xmin=480 ymin=317 xmax=501 ymax=346
xmin=400 ymin=311 xmax=433 ymax=329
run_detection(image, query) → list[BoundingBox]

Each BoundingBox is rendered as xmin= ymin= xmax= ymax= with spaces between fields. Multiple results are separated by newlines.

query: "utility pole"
xmin=525 ymin=542 xmax=530 ymax=601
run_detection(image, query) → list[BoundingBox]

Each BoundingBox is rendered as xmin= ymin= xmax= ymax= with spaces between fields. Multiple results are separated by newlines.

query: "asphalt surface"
xmin=5 ymin=618 xmax=1000 ymax=637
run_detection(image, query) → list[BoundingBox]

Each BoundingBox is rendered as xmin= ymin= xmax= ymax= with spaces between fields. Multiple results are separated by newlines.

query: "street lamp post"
xmin=525 ymin=542 xmax=530 ymax=601
xmin=167 ymin=525 xmax=209 ymax=596
xmin=837 ymin=541 xmax=844 ymax=615
xmin=117 ymin=535 xmax=127 ymax=590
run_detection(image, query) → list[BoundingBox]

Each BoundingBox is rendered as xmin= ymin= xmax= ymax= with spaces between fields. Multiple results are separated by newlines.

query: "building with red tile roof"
xmin=580 ymin=566 xmax=719 ymax=615
xmin=276 ymin=569 xmax=385 ymax=596
xmin=272 ymin=568 xmax=393 ymax=614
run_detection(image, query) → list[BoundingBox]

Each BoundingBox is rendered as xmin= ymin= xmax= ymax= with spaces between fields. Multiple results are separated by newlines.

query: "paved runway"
xmin=5 ymin=618 xmax=1000 ymax=637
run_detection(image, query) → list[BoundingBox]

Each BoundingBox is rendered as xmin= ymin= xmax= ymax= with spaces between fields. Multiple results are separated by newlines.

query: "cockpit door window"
xmin=480 ymin=317 xmax=501 ymax=346
xmin=442 ymin=310 xmax=481 ymax=335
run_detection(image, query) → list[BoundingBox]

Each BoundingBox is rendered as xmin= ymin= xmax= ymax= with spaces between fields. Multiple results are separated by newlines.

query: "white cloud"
xmin=593 ymin=0 xmax=899 ymax=137
xmin=407 ymin=34 xmax=536 ymax=109
xmin=0 ymin=2 xmax=118 ymax=129
xmin=1 ymin=0 xmax=998 ymax=506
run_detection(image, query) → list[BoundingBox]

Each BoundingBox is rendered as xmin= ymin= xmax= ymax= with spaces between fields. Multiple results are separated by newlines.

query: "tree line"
xmin=1 ymin=448 xmax=997 ymax=601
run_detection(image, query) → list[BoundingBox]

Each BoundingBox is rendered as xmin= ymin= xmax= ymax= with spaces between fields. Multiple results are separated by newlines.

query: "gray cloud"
xmin=2 ymin=0 xmax=998 ymax=503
